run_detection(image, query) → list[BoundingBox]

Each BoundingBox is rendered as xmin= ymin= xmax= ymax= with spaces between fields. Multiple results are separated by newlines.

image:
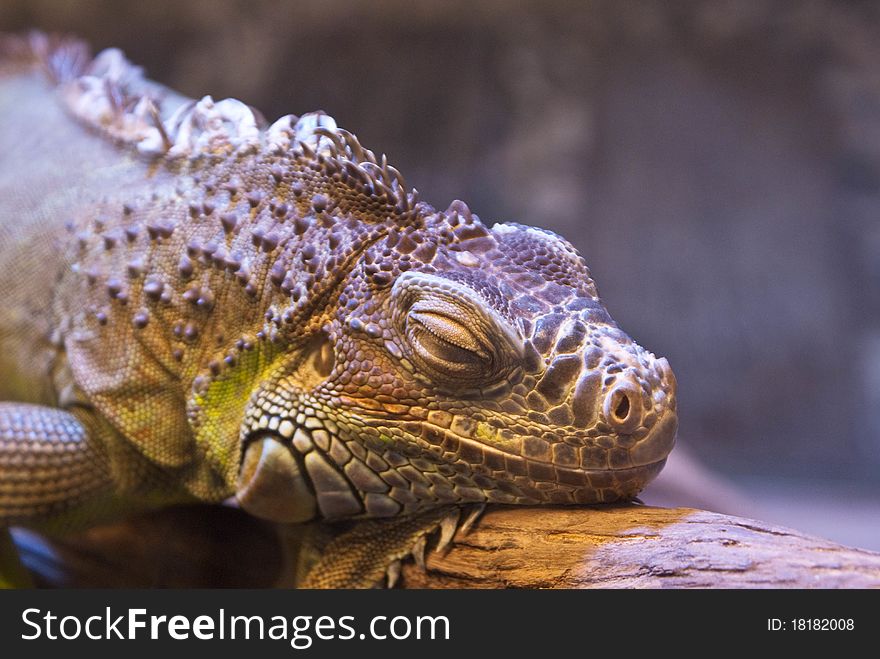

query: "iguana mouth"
xmin=236 ymin=402 xmax=675 ymax=521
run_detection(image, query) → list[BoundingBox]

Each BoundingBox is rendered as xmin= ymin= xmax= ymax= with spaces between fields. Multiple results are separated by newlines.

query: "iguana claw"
xmin=385 ymin=559 xmax=402 ymax=588
xmin=459 ymin=503 xmax=486 ymax=536
xmin=411 ymin=534 xmax=427 ymax=570
xmin=436 ymin=508 xmax=461 ymax=554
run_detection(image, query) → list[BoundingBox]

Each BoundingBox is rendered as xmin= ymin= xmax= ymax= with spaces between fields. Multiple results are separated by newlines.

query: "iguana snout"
xmin=473 ymin=303 xmax=679 ymax=506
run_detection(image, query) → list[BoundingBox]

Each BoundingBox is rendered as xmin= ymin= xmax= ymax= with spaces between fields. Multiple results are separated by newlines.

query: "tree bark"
xmin=402 ymin=505 xmax=880 ymax=588
xmin=12 ymin=504 xmax=880 ymax=588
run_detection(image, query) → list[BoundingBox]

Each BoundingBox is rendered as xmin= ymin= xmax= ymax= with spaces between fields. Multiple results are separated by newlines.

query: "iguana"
xmin=0 ymin=33 xmax=677 ymax=588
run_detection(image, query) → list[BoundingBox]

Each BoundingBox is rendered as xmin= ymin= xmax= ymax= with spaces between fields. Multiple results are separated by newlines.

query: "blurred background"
xmin=2 ymin=0 xmax=878 ymax=551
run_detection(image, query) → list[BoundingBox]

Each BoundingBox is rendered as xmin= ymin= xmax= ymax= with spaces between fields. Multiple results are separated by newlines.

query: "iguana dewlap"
xmin=0 ymin=34 xmax=677 ymax=586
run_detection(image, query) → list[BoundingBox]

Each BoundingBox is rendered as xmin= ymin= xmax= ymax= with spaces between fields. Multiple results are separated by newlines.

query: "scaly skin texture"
xmin=0 ymin=34 xmax=677 ymax=587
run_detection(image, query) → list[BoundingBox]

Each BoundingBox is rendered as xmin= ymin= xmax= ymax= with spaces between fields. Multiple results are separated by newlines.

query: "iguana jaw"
xmin=235 ymin=412 xmax=673 ymax=522
xmin=233 ymin=353 xmax=676 ymax=521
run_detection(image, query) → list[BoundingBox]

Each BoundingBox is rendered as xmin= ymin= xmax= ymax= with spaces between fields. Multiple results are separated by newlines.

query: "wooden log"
xmin=11 ymin=504 xmax=880 ymax=588
xmin=402 ymin=505 xmax=880 ymax=588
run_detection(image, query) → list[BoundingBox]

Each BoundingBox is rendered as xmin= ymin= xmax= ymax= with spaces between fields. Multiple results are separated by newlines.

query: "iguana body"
xmin=0 ymin=34 xmax=677 ymax=587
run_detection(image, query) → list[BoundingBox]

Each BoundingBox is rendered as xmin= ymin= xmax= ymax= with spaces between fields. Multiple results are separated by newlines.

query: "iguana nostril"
xmin=612 ymin=391 xmax=630 ymax=422
xmin=604 ymin=384 xmax=642 ymax=433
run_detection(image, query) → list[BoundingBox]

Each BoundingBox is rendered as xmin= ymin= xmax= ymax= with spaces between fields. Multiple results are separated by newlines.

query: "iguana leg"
xmin=0 ymin=402 xmax=112 ymax=527
xmin=0 ymin=402 xmax=115 ymax=587
xmin=299 ymin=504 xmax=485 ymax=589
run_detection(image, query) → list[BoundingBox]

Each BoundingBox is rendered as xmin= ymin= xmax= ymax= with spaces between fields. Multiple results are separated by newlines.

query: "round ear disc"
xmin=236 ymin=435 xmax=317 ymax=523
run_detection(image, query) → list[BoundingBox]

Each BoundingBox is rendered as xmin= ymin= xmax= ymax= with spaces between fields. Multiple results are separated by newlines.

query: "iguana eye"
xmin=391 ymin=272 xmax=520 ymax=386
xmin=406 ymin=302 xmax=492 ymax=377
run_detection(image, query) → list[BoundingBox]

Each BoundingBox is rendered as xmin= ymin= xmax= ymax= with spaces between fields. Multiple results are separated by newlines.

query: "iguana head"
xmin=236 ymin=193 xmax=677 ymax=522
